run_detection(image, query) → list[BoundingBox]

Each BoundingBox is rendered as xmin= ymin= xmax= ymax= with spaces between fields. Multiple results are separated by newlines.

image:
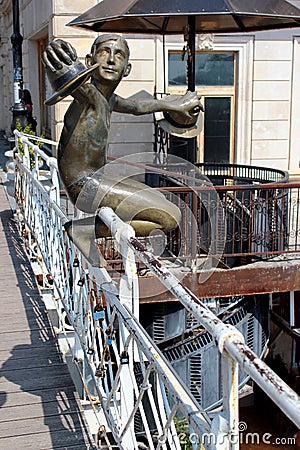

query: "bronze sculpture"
xmin=42 ymin=35 xmax=203 ymax=266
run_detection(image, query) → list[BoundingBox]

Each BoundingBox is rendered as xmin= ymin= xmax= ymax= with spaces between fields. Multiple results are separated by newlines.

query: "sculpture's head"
xmin=86 ymin=34 xmax=132 ymax=86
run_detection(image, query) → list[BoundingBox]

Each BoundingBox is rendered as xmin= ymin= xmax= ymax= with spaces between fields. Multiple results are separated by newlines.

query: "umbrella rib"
xmin=162 ymin=17 xmax=169 ymax=34
xmin=141 ymin=16 xmax=167 ymax=32
xmin=223 ymin=0 xmax=247 ymax=31
xmin=230 ymin=13 xmax=246 ymax=32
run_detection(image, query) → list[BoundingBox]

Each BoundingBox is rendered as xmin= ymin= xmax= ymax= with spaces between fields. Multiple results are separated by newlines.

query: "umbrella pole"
xmin=187 ymin=15 xmax=197 ymax=163
xmin=187 ymin=15 xmax=196 ymax=92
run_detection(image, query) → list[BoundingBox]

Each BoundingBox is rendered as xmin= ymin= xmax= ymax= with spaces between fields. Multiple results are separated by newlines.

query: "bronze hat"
xmin=45 ymin=60 xmax=100 ymax=106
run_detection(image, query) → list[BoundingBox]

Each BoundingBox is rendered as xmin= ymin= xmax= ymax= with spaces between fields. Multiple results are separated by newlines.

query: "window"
xmin=204 ymin=97 xmax=232 ymax=163
xmin=168 ymin=51 xmax=236 ymax=164
xmin=168 ymin=52 xmax=234 ymax=87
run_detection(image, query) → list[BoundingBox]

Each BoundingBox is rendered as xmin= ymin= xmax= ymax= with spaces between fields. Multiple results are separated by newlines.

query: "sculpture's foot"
xmin=64 ymin=217 xmax=107 ymax=267
xmin=64 ymin=215 xmax=171 ymax=267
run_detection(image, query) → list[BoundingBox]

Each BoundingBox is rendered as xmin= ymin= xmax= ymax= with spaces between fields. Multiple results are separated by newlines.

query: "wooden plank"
xmin=44 ymin=446 xmax=93 ymax=450
xmin=0 ymin=297 xmax=46 ymax=310
xmin=0 ymin=335 xmax=59 ymax=351
xmin=0 ymin=351 xmax=63 ymax=366
xmin=0 ymin=386 xmax=79 ymax=408
xmin=0 ymin=412 xmax=89 ymax=438
xmin=0 ymin=330 xmax=57 ymax=347
xmin=0 ymin=324 xmax=53 ymax=335
xmin=0 ymin=183 xmax=96 ymax=449
xmin=0 ymin=355 xmax=65 ymax=370
xmin=0 ymin=346 xmax=61 ymax=362
xmin=0 ymin=399 xmax=85 ymax=422
xmin=193 ymin=256 xmax=300 ymax=298
xmin=0 ymin=312 xmax=53 ymax=329
xmin=0 ymin=428 xmax=94 ymax=449
xmin=0 ymin=302 xmax=48 ymax=316
xmin=0 ymin=374 xmax=75 ymax=394
xmin=0 ymin=309 xmax=45 ymax=320
xmin=0 ymin=365 xmax=73 ymax=389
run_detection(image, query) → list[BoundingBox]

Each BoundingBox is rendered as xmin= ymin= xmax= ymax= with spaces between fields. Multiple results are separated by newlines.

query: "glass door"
xmin=203 ymin=96 xmax=233 ymax=163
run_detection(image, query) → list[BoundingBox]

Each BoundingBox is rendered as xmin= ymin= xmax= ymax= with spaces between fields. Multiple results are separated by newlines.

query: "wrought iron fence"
xmin=159 ymin=181 xmax=300 ymax=266
xmin=99 ymin=153 xmax=297 ymax=268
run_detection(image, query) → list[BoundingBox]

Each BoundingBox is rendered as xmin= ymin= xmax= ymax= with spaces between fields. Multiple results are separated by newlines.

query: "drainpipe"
xmin=10 ymin=0 xmax=27 ymax=133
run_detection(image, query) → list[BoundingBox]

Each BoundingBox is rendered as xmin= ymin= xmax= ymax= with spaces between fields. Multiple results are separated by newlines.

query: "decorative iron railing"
xmin=11 ymin=130 xmax=300 ymax=450
xmin=90 ymin=158 xmax=297 ymax=271
xmin=196 ymin=162 xmax=288 ymax=184
xmin=139 ymin=158 xmax=296 ymax=267
xmin=153 ymin=118 xmax=291 ymax=266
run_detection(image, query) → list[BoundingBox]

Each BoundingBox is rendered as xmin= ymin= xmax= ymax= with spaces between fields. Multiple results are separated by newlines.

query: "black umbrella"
xmin=67 ymin=0 xmax=300 ymax=34
xmin=68 ymin=0 xmax=300 ymax=90
xmin=68 ymin=0 xmax=300 ymax=161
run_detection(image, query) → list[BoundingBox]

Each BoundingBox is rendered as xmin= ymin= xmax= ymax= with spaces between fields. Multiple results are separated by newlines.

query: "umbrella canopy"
xmin=68 ymin=0 xmax=300 ymax=34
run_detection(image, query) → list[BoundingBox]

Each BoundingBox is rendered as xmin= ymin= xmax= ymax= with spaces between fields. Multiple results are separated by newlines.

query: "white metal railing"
xmin=12 ymin=130 xmax=300 ymax=450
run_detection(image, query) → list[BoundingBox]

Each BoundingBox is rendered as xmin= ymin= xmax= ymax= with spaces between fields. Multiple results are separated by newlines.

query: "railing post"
xmin=48 ymin=157 xmax=61 ymax=206
xmin=219 ymin=354 xmax=239 ymax=450
xmin=208 ymin=344 xmax=239 ymax=450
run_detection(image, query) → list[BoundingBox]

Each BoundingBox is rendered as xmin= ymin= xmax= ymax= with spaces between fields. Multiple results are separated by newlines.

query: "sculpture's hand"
xmin=42 ymin=39 xmax=77 ymax=72
xmin=165 ymin=91 xmax=204 ymax=118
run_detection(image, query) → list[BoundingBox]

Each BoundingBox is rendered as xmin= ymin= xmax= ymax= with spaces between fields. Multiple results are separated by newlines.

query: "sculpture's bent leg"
xmin=64 ymin=216 xmax=108 ymax=267
xmin=64 ymin=174 xmax=181 ymax=266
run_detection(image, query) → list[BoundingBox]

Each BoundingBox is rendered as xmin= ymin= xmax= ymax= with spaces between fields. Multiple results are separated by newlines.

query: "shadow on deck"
xmin=0 ymin=177 xmax=96 ymax=449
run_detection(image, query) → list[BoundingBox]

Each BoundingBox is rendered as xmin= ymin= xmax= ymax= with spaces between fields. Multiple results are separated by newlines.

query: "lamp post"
xmin=10 ymin=0 xmax=27 ymax=133
xmin=186 ymin=15 xmax=197 ymax=164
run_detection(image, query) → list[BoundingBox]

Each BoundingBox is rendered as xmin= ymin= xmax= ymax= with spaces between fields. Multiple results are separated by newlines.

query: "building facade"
xmin=0 ymin=0 xmax=300 ymax=177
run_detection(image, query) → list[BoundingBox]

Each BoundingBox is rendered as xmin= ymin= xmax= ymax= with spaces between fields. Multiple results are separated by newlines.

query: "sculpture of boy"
xmin=42 ymin=35 xmax=202 ymax=266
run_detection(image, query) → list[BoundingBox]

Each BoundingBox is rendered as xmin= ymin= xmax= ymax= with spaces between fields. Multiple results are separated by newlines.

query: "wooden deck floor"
xmin=0 ymin=177 xmax=97 ymax=449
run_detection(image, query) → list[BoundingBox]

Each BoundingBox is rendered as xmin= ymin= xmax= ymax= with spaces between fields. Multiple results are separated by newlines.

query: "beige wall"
xmin=250 ymin=29 xmax=300 ymax=177
xmin=109 ymin=37 xmax=156 ymax=158
xmin=252 ymin=34 xmax=293 ymax=172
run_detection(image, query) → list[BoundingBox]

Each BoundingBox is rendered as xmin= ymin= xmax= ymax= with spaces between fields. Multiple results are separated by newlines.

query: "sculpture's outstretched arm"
xmin=114 ymin=90 xmax=203 ymax=118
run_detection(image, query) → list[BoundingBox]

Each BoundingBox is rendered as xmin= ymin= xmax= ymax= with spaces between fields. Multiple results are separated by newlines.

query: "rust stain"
xmin=236 ymin=343 xmax=286 ymax=393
